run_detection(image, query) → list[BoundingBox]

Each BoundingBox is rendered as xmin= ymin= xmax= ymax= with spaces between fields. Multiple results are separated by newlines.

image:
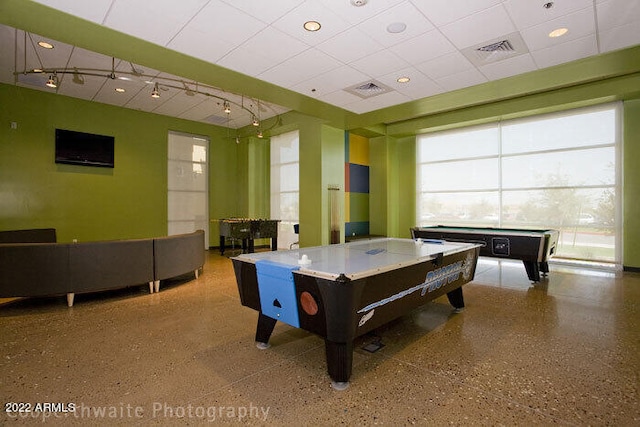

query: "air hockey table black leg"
xmin=523 ymin=260 xmax=541 ymax=282
xmin=540 ymin=261 xmax=550 ymax=276
xmin=255 ymin=312 xmax=277 ymax=350
xmin=325 ymin=340 xmax=353 ymax=391
xmin=446 ymin=286 xmax=465 ymax=312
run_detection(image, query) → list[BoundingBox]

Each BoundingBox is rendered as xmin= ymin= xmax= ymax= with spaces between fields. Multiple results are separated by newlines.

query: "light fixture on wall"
xmin=151 ymin=82 xmax=160 ymax=98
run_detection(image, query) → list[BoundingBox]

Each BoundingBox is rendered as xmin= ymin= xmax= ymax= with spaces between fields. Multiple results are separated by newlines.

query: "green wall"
xmin=623 ymin=99 xmax=640 ymax=268
xmin=0 ymin=83 xmax=236 ymax=246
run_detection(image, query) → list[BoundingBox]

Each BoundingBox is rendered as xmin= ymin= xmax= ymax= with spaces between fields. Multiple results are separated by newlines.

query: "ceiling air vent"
xmin=461 ymin=32 xmax=529 ymax=66
xmin=477 ymin=39 xmax=515 ymax=53
xmin=345 ymin=80 xmax=393 ymax=99
xmin=203 ymin=114 xmax=229 ymax=125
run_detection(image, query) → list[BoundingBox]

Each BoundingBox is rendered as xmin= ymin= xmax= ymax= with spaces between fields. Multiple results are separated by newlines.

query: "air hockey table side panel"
xmin=293 ymin=246 xmax=481 ymax=342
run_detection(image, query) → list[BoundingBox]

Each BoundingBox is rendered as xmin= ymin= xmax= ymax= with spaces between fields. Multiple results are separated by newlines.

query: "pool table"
xmin=411 ymin=226 xmax=559 ymax=282
xmin=232 ymin=238 xmax=481 ymax=389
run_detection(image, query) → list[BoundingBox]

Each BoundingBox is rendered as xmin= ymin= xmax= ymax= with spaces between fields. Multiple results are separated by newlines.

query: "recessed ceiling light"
xmin=38 ymin=41 xmax=54 ymax=49
xmin=115 ymin=88 xmax=126 ymax=93
xmin=303 ymin=21 xmax=321 ymax=32
xmin=549 ymin=28 xmax=569 ymax=38
xmin=397 ymin=76 xmax=410 ymax=83
xmin=387 ymin=22 xmax=407 ymax=34
xmin=350 ymin=0 xmax=367 ymax=6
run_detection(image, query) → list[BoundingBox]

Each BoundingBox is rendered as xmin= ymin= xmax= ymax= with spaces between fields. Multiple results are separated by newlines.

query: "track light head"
xmin=45 ymin=74 xmax=57 ymax=88
xmin=151 ymin=82 xmax=160 ymax=98
xmin=252 ymin=115 xmax=259 ymax=126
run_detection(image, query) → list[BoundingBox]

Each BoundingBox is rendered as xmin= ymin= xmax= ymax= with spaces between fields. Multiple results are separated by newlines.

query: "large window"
xmin=417 ymin=104 xmax=621 ymax=264
xmin=270 ymin=130 xmax=299 ymax=249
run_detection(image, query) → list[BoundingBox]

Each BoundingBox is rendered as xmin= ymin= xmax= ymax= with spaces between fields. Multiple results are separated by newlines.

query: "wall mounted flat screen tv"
xmin=55 ymin=129 xmax=115 ymax=168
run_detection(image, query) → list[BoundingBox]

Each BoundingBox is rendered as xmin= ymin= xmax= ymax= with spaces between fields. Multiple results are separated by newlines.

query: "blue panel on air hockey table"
xmin=255 ymin=260 xmax=300 ymax=328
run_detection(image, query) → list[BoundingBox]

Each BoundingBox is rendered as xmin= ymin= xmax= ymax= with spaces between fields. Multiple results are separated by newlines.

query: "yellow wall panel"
xmin=348 ymin=133 xmax=369 ymax=166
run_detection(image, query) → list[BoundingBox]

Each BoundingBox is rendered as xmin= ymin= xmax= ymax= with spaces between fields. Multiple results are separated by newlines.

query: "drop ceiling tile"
xmin=349 ymin=49 xmax=410 ymax=78
xmin=530 ymin=35 xmax=598 ymax=69
xmin=218 ymin=27 xmax=309 ymax=77
xmin=520 ymin=7 xmax=595 ymax=52
xmin=377 ymin=66 xmax=443 ymax=100
xmin=356 ymin=1 xmax=435 ymax=48
xmin=319 ymin=0 xmax=405 ymax=25
xmin=416 ymin=51 xmax=473 ymax=80
xmin=291 ymin=65 xmax=369 ymax=97
xmin=167 ymin=27 xmax=237 ymax=64
xmin=104 ymin=0 xmax=209 ymax=46
xmin=179 ymin=99 xmax=219 ymax=123
xmin=26 ymin=33 xmax=75 ymax=69
xmin=317 ymin=90 xmax=362 ymax=108
xmin=342 ymin=90 xmax=411 ymax=114
xmin=596 ymin=0 xmax=640 ymax=30
xmin=91 ymin=77 xmax=145 ymax=107
xmin=412 ymin=0 xmax=503 ymax=27
xmin=478 ymin=53 xmax=537 ymax=81
xmin=389 ymin=29 xmax=456 ymax=66
xmin=434 ymin=67 xmax=487 ymax=92
xmin=56 ymin=74 xmax=106 ymax=100
xmin=272 ymin=0 xmax=352 ymax=46
xmin=68 ymin=46 xmax=116 ymax=70
xmin=153 ymin=91 xmax=210 ymax=116
xmin=219 ymin=0 xmax=301 ymax=24
xmin=168 ymin=0 xmax=267 ymax=62
xmin=258 ymin=48 xmax=343 ymax=87
xmin=31 ymin=0 xmax=112 ymax=24
xmin=440 ymin=4 xmax=516 ymax=49
xmin=503 ymin=0 xmax=592 ymax=30
xmin=317 ymin=26 xmax=385 ymax=63
xmin=598 ymin=20 xmax=640 ymax=53
xmin=124 ymin=84 xmax=179 ymax=113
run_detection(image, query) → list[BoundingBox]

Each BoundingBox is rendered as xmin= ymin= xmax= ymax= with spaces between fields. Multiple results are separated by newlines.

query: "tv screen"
xmin=55 ymin=129 xmax=115 ymax=168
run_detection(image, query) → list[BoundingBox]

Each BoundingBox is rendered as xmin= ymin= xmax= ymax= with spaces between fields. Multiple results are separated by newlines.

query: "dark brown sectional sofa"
xmin=0 ymin=229 xmax=205 ymax=306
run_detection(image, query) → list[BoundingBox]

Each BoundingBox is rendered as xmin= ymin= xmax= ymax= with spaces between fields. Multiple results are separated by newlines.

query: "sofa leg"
xmin=149 ymin=282 xmax=154 ymax=293
xmin=195 ymin=269 xmax=199 ymax=279
xmin=154 ymin=280 xmax=160 ymax=293
xmin=66 ymin=293 xmax=75 ymax=307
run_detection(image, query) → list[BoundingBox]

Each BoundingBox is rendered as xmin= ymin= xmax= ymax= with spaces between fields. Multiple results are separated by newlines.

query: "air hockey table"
xmin=231 ymin=238 xmax=481 ymax=389
xmin=411 ymin=226 xmax=558 ymax=282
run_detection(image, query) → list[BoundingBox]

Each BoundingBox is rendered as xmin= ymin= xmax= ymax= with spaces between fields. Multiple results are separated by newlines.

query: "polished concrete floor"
xmin=1 ymin=250 xmax=638 ymax=426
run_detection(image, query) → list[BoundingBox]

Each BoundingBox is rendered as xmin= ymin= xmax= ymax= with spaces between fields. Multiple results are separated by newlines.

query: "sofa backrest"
xmin=153 ymin=230 xmax=205 ymax=281
xmin=0 ymin=243 xmax=70 ymax=297
xmin=0 ymin=228 xmax=57 ymax=243
xmin=69 ymin=239 xmax=155 ymax=293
